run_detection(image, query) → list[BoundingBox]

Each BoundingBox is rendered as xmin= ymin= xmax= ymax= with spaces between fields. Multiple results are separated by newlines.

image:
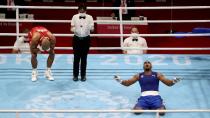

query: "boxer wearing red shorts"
xmin=29 ymin=26 xmax=56 ymax=82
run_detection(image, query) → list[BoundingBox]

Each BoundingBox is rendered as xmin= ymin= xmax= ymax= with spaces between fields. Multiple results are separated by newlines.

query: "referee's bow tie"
xmin=79 ymin=16 xmax=86 ymax=19
xmin=132 ymin=39 xmax=138 ymax=41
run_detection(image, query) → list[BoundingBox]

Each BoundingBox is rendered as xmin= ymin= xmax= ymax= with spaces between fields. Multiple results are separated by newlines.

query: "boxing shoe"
xmin=45 ymin=69 xmax=54 ymax=81
xmin=31 ymin=69 xmax=38 ymax=82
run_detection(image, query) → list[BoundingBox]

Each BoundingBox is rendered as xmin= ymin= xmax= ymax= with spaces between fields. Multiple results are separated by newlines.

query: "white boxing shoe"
xmin=31 ymin=70 xmax=38 ymax=82
xmin=45 ymin=69 xmax=54 ymax=81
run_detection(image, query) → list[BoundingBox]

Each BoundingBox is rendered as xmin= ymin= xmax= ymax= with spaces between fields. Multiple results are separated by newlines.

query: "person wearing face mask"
xmin=12 ymin=29 xmax=30 ymax=54
xmin=122 ymin=26 xmax=148 ymax=54
xmin=12 ymin=28 xmax=43 ymax=54
xmin=70 ymin=4 xmax=94 ymax=82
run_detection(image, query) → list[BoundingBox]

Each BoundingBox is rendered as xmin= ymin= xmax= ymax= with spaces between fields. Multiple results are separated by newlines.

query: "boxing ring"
xmin=0 ymin=54 xmax=210 ymax=118
xmin=0 ymin=5 xmax=210 ymax=118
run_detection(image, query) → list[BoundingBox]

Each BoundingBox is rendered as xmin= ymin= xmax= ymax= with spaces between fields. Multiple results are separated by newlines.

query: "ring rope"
xmin=1 ymin=19 xmax=210 ymax=23
xmin=1 ymin=46 xmax=210 ymax=50
xmin=0 ymin=109 xmax=209 ymax=113
xmin=1 ymin=5 xmax=210 ymax=10
xmin=0 ymin=33 xmax=210 ymax=37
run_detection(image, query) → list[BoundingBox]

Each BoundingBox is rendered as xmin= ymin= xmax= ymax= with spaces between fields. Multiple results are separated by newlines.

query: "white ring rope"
xmin=1 ymin=19 xmax=210 ymax=23
xmin=1 ymin=46 xmax=210 ymax=50
xmin=1 ymin=5 xmax=210 ymax=50
xmin=1 ymin=5 xmax=210 ymax=10
xmin=0 ymin=109 xmax=209 ymax=113
xmin=0 ymin=33 xmax=210 ymax=37
xmin=2 ymin=109 xmax=210 ymax=118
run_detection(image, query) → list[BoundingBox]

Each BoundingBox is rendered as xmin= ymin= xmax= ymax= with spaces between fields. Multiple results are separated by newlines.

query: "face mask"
xmin=79 ymin=13 xmax=86 ymax=17
xmin=131 ymin=33 xmax=138 ymax=39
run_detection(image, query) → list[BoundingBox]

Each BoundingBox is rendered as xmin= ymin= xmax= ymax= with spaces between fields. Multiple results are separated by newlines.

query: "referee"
xmin=70 ymin=4 xmax=94 ymax=82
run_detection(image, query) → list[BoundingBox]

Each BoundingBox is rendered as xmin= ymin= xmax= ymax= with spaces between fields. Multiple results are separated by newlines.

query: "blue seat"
xmin=192 ymin=28 xmax=210 ymax=33
xmin=174 ymin=32 xmax=189 ymax=38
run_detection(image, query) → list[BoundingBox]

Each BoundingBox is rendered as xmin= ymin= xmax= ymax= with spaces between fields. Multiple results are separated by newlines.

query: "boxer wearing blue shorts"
xmin=114 ymin=61 xmax=181 ymax=115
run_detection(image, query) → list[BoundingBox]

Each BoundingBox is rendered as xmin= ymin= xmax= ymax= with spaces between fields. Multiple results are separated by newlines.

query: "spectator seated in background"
xmin=12 ymin=28 xmax=43 ymax=54
xmin=111 ymin=0 xmax=135 ymax=20
xmin=12 ymin=29 xmax=30 ymax=54
xmin=122 ymin=26 xmax=148 ymax=54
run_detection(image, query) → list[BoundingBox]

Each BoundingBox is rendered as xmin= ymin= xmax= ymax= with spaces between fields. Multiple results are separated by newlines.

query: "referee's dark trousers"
xmin=73 ymin=35 xmax=90 ymax=78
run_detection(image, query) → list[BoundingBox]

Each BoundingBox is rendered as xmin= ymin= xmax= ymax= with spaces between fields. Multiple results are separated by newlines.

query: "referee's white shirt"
xmin=71 ymin=13 xmax=94 ymax=37
xmin=13 ymin=36 xmax=30 ymax=53
xmin=123 ymin=36 xmax=148 ymax=54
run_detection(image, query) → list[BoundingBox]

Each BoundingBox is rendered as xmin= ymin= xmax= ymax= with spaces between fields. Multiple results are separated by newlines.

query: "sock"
xmin=32 ymin=68 xmax=37 ymax=75
xmin=32 ymin=68 xmax=37 ymax=72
